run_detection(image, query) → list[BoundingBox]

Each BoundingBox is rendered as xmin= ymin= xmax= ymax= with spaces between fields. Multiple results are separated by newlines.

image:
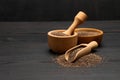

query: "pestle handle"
xmin=63 ymin=11 xmax=87 ymax=35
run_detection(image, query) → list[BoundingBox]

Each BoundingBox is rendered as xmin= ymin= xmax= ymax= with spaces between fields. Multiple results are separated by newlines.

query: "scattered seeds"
xmin=54 ymin=53 xmax=102 ymax=67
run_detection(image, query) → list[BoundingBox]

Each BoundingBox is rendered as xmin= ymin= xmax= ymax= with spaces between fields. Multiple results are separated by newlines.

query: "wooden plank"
xmin=0 ymin=21 xmax=120 ymax=80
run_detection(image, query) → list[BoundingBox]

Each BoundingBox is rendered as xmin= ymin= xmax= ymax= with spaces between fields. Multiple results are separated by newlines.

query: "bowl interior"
xmin=75 ymin=28 xmax=103 ymax=37
xmin=48 ymin=30 xmax=78 ymax=38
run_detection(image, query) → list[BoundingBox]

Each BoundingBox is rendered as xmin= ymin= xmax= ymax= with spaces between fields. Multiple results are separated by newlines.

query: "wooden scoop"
xmin=65 ymin=41 xmax=98 ymax=63
xmin=63 ymin=11 xmax=87 ymax=35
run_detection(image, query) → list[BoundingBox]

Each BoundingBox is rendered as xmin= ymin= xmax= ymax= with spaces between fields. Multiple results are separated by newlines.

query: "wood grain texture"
xmin=0 ymin=21 xmax=120 ymax=80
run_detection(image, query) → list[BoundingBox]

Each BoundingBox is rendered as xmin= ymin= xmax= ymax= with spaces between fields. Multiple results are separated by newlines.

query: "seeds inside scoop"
xmin=67 ymin=47 xmax=85 ymax=62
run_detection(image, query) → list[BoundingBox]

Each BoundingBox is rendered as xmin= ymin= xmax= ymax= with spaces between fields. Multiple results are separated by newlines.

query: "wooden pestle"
xmin=65 ymin=41 xmax=98 ymax=63
xmin=63 ymin=11 xmax=87 ymax=35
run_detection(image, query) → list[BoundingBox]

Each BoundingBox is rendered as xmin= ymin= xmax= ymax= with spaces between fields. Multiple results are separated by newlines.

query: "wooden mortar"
xmin=48 ymin=30 xmax=78 ymax=53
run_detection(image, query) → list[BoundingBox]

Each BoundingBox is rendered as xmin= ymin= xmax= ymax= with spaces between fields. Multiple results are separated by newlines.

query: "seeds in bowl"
xmin=51 ymin=31 xmax=69 ymax=36
xmin=78 ymin=31 xmax=100 ymax=37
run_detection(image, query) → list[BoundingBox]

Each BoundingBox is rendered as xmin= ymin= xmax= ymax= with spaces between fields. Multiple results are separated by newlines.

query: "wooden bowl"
xmin=75 ymin=28 xmax=104 ymax=45
xmin=48 ymin=30 xmax=78 ymax=53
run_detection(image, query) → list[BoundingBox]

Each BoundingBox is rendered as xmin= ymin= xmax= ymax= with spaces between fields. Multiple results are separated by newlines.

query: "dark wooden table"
xmin=0 ymin=21 xmax=120 ymax=80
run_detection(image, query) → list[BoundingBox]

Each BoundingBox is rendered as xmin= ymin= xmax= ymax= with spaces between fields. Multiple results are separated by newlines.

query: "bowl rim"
xmin=48 ymin=29 xmax=78 ymax=38
xmin=75 ymin=28 xmax=104 ymax=37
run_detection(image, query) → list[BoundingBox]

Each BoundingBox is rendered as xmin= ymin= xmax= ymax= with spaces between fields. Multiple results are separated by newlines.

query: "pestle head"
xmin=75 ymin=11 xmax=88 ymax=23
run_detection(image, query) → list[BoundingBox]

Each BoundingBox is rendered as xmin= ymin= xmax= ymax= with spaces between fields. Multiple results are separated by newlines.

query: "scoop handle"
xmin=63 ymin=11 xmax=87 ymax=35
xmin=87 ymin=41 xmax=98 ymax=49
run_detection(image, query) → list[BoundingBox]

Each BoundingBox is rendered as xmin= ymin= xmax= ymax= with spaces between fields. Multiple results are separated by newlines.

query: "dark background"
xmin=0 ymin=0 xmax=120 ymax=21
